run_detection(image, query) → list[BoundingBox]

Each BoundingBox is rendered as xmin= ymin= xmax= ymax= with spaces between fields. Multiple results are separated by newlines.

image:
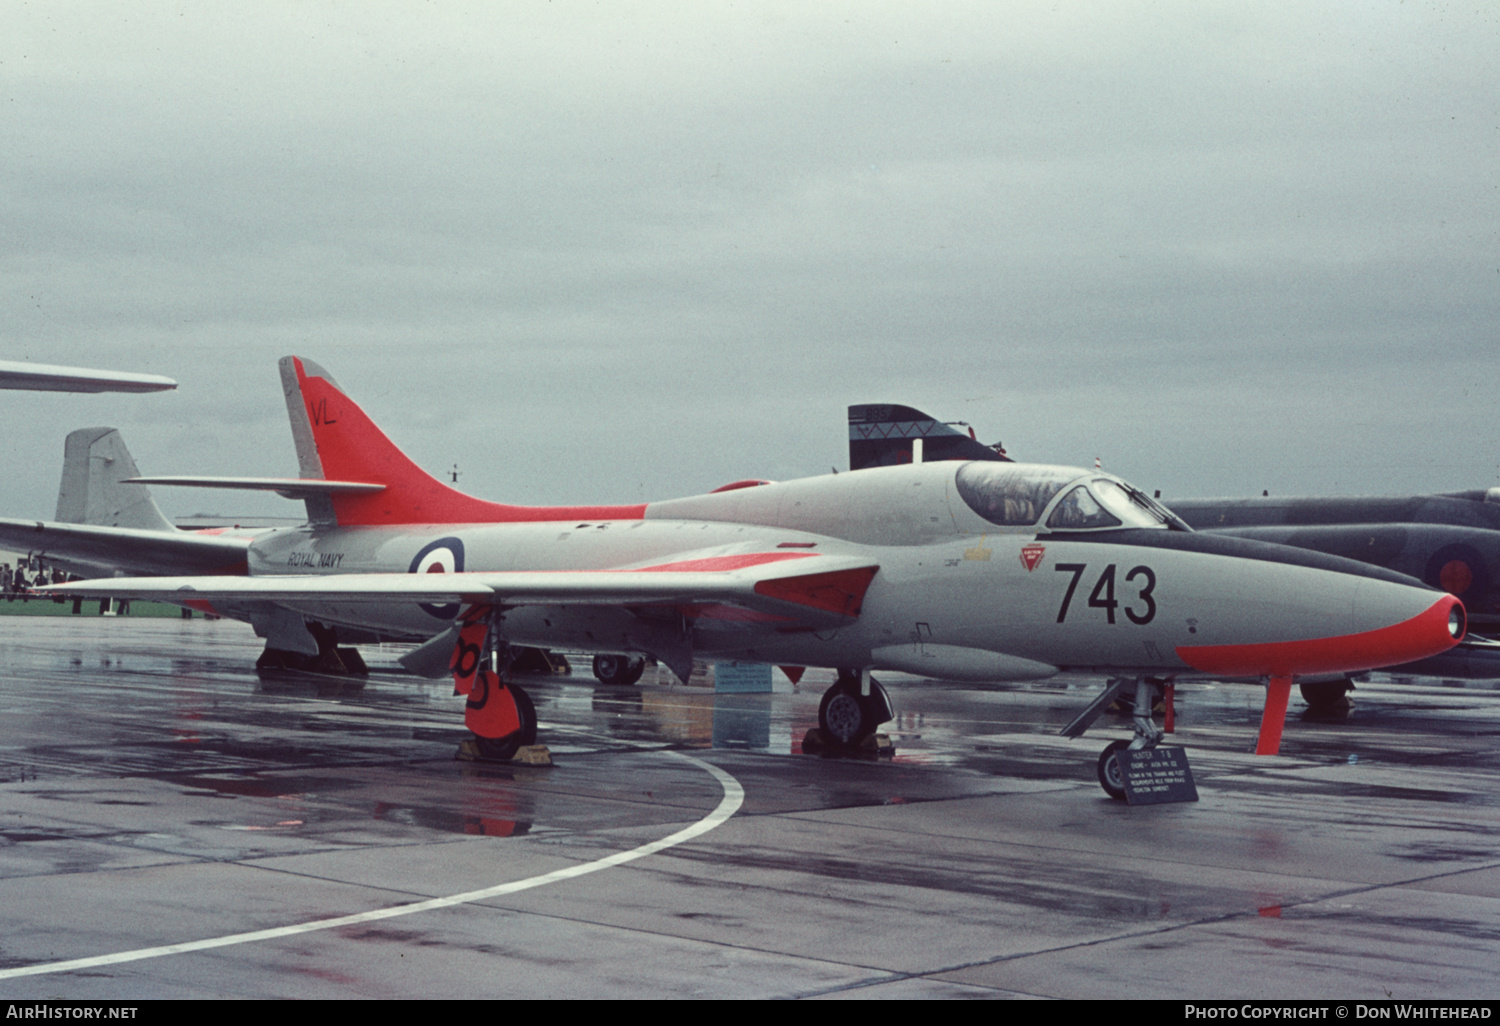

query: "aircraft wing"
xmin=38 ymin=557 xmax=881 ymax=628
xmin=0 ymin=518 xmax=251 ymax=577
xmin=0 ymin=360 xmax=176 ymax=393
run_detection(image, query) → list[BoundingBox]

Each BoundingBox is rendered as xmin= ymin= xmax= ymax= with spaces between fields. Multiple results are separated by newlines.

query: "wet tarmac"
xmin=0 ymin=617 xmax=1498 ymax=999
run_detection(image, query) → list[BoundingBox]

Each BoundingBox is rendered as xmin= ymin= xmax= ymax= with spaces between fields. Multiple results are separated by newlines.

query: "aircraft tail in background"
xmin=55 ymin=427 xmax=178 ymax=532
xmin=0 ymin=427 xmax=251 ymax=578
xmin=848 ymin=404 xmax=1012 ymax=471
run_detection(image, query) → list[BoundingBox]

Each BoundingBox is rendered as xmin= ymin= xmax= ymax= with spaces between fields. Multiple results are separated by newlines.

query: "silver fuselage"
xmin=242 ymin=461 xmax=1452 ymax=679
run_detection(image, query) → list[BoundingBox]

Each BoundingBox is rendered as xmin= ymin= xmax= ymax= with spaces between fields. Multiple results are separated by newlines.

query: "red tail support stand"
xmin=1164 ymin=683 xmax=1175 ymax=734
xmin=1256 ymin=675 xmax=1293 ymax=755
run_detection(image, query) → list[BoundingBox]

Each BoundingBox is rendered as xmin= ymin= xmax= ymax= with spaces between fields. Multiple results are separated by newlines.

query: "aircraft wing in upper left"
xmin=0 ymin=360 xmax=176 ymax=393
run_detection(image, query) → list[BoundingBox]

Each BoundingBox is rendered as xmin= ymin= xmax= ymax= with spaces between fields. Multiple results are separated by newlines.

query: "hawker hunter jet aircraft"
xmin=26 ymin=359 xmax=1465 ymax=788
xmin=847 ymin=403 xmax=1500 ymax=705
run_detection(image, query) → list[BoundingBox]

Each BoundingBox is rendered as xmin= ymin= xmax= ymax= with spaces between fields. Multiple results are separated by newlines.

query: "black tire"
xmin=817 ymin=675 xmax=891 ymax=747
xmin=1299 ymin=679 xmax=1354 ymax=708
xmin=1098 ymin=740 xmax=1130 ymax=800
xmin=593 ymin=653 xmax=645 ymax=686
xmin=473 ymin=683 xmax=538 ymax=762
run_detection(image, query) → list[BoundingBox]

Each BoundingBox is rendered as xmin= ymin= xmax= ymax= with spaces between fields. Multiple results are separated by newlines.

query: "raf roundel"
xmin=409 ymin=536 xmax=466 ymax=619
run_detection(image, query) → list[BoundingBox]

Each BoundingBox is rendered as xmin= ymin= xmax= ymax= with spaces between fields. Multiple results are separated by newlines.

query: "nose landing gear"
xmin=1063 ymin=676 xmax=1170 ymax=799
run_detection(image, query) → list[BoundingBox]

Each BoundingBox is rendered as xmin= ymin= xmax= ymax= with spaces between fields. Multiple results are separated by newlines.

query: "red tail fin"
xmin=279 ymin=356 xmax=646 ymax=526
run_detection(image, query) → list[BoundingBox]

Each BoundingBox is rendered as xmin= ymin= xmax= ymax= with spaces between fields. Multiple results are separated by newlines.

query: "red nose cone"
xmin=1177 ymin=593 xmax=1465 ymax=677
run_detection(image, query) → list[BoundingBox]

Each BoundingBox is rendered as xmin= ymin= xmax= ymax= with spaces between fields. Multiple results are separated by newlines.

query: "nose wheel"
xmin=1097 ymin=740 xmax=1130 ymax=800
xmin=817 ymin=671 xmax=893 ymax=748
xmin=1098 ymin=677 xmax=1165 ymax=800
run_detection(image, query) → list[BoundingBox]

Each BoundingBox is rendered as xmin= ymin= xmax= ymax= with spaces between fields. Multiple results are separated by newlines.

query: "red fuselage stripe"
xmin=624 ymin=553 xmax=815 ymax=573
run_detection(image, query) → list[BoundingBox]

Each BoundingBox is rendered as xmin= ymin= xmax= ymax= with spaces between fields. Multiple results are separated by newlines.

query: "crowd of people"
xmin=1 ymin=557 xmax=74 ymax=597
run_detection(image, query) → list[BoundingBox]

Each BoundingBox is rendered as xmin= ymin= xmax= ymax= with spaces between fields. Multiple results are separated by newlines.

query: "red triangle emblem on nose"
xmin=1020 ymin=544 xmax=1045 ymax=571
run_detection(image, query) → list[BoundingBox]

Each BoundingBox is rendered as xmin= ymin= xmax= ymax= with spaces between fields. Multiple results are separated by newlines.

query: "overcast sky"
xmin=2 ymin=2 xmax=1496 ymax=522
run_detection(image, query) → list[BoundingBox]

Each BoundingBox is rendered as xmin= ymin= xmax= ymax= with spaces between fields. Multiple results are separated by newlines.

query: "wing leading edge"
xmin=38 ymin=557 xmax=881 ymax=629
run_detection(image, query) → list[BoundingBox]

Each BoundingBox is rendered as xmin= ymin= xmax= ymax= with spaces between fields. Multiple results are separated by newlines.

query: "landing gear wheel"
xmin=1299 ymin=679 xmax=1354 ymax=709
xmin=472 ymin=684 xmax=538 ymax=762
xmin=1098 ymin=740 xmax=1130 ymax=801
xmin=593 ymin=654 xmax=646 ymax=686
xmin=817 ymin=674 xmax=893 ymax=748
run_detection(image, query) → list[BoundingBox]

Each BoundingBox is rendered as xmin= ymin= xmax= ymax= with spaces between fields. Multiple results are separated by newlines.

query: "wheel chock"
xmin=801 ymin=728 xmax=893 ymax=757
xmin=456 ymin=739 xmax=554 ymax=765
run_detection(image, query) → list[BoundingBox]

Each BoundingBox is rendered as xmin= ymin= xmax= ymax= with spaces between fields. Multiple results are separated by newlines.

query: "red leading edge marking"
xmin=1176 ymin=594 xmax=1464 ymax=676
xmin=753 ymin=566 xmax=879 ymax=617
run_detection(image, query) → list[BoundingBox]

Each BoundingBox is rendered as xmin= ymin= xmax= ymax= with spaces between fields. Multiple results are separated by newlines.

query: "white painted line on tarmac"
xmin=0 ymin=751 xmax=743 ymax=980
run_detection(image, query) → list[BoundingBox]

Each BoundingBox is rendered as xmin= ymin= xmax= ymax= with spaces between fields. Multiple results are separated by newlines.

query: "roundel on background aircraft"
xmin=1424 ymin=542 xmax=1491 ymax=613
xmin=409 ymin=536 xmax=466 ymax=619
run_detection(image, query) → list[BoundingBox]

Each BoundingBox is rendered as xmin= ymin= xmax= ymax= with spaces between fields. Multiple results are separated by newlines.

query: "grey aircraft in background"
xmin=847 ymin=403 xmax=1500 ymax=702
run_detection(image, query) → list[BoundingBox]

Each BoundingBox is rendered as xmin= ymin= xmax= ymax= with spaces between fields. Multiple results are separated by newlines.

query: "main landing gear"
xmin=451 ymin=610 xmax=543 ymax=764
xmin=810 ymin=669 xmax=894 ymax=752
xmin=255 ymin=622 xmax=368 ymax=680
xmin=1300 ymin=677 xmax=1355 ymax=718
xmin=592 ymin=653 xmax=647 ymax=686
xmin=466 ymin=668 xmax=539 ymax=762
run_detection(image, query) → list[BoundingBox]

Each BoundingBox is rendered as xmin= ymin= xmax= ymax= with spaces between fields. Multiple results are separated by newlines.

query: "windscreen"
xmin=1045 ymin=485 xmax=1123 ymax=530
xmin=1086 ymin=479 xmax=1168 ymax=529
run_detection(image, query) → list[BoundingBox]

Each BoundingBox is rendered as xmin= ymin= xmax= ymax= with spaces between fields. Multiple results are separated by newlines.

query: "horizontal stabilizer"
xmin=129 ymin=476 xmax=385 ymax=498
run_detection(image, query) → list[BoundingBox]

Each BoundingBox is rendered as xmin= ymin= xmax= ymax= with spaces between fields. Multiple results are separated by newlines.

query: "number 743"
xmin=1054 ymin=563 xmax=1156 ymax=625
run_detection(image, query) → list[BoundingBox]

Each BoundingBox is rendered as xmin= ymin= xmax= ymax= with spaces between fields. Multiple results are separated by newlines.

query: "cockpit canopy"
xmin=954 ymin=463 xmax=1186 ymax=532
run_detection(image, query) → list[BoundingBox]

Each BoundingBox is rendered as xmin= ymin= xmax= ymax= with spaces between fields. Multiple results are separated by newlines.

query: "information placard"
xmin=1121 ymin=746 xmax=1198 ymax=805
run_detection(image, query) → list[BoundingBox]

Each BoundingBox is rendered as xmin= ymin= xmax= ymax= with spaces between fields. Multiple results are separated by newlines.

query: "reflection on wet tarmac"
xmin=2 ymin=618 xmax=1500 ymax=997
